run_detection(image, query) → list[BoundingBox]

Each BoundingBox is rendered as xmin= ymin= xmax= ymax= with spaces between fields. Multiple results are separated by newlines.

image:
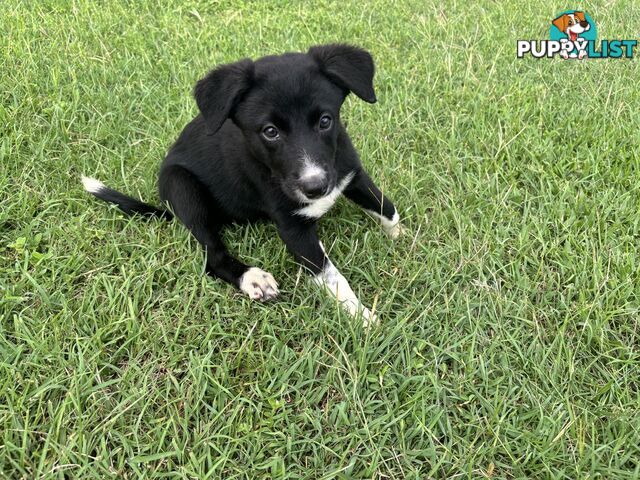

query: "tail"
xmin=81 ymin=175 xmax=173 ymax=220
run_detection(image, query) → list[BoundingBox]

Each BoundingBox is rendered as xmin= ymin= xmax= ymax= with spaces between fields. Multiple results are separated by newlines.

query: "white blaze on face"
xmin=298 ymin=149 xmax=326 ymax=188
xmin=299 ymin=151 xmax=325 ymax=181
xmin=313 ymin=248 xmax=377 ymax=327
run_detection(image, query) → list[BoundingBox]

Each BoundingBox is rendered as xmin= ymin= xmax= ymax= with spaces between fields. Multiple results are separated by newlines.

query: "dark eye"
xmin=262 ymin=125 xmax=279 ymax=140
xmin=319 ymin=114 xmax=333 ymax=130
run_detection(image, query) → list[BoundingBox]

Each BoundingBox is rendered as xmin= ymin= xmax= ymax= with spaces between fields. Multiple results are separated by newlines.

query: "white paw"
xmin=338 ymin=299 xmax=379 ymax=328
xmin=359 ymin=305 xmax=379 ymax=328
xmin=384 ymin=221 xmax=405 ymax=240
xmin=368 ymin=210 xmax=405 ymax=240
xmin=239 ymin=267 xmax=279 ymax=301
xmin=381 ymin=211 xmax=404 ymax=240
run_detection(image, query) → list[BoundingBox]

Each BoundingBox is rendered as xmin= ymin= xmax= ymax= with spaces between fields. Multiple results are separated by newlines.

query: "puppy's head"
xmin=552 ymin=11 xmax=590 ymax=40
xmin=194 ymin=44 xmax=376 ymax=202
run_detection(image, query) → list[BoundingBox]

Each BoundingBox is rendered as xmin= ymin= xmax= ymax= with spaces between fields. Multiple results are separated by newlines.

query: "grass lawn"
xmin=2 ymin=0 xmax=640 ymax=478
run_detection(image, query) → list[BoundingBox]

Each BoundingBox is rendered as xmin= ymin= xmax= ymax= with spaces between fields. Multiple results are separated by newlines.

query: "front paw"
xmin=337 ymin=297 xmax=379 ymax=328
xmin=314 ymin=259 xmax=380 ymax=327
xmin=335 ymin=295 xmax=380 ymax=327
xmin=384 ymin=221 xmax=406 ymax=240
xmin=382 ymin=211 xmax=405 ymax=240
xmin=239 ymin=267 xmax=279 ymax=301
xmin=359 ymin=306 xmax=379 ymax=328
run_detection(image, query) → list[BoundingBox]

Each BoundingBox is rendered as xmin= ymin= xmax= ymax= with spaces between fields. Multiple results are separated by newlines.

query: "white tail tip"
xmin=81 ymin=175 xmax=105 ymax=193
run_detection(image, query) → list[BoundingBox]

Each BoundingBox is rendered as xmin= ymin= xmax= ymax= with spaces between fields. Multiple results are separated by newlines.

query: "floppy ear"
xmin=574 ymin=11 xmax=586 ymax=22
xmin=552 ymin=14 xmax=569 ymax=33
xmin=194 ymin=59 xmax=254 ymax=134
xmin=308 ymin=44 xmax=376 ymax=103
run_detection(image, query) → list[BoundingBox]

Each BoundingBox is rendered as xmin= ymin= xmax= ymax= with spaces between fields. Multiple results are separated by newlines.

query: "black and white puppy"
xmin=82 ymin=44 xmax=402 ymax=325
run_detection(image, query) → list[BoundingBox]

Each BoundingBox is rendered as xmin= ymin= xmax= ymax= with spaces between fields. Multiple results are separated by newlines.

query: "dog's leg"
xmin=159 ymin=165 xmax=278 ymax=301
xmin=343 ymin=169 xmax=403 ymax=239
xmin=276 ymin=220 xmax=376 ymax=325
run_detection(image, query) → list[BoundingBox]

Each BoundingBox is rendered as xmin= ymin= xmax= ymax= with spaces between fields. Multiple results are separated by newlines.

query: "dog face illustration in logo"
xmin=553 ymin=11 xmax=591 ymax=58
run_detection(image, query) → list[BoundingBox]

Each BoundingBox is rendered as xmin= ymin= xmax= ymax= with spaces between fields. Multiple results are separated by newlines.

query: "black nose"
xmin=299 ymin=176 xmax=328 ymax=199
xmin=580 ymin=21 xmax=588 ymax=28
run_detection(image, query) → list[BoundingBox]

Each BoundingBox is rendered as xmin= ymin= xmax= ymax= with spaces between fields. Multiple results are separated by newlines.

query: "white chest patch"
xmin=295 ymin=171 xmax=354 ymax=219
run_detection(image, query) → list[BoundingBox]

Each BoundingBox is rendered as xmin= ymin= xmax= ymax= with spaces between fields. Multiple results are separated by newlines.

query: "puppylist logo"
xmin=517 ymin=10 xmax=637 ymax=59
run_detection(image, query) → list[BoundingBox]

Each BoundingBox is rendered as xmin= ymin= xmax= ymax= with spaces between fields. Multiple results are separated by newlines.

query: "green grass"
xmin=2 ymin=0 xmax=640 ymax=478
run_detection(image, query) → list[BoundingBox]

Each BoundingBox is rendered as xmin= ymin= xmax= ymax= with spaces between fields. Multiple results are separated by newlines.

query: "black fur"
xmin=87 ymin=184 xmax=172 ymax=219
xmin=84 ymin=44 xmax=398 ymax=297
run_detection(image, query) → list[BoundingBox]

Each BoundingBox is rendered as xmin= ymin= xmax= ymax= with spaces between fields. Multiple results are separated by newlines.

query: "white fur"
xmin=299 ymin=151 xmax=326 ymax=181
xmin=239 ymin=267 xmax=279 ymax=301
xmin=81 ymin=175 xmax=105 ymax=193
xmin=295 ymin=172 xmax=354 ymax=219
xmin=567 ymin=14 xmax=588 ymax=34
xmin=313 ymin=255 xmax=377 ymax=327
xmin=566 ymin=17 xmax=588 ymax=37
xmin=368 ymin=209 xmax=403 ymax=239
